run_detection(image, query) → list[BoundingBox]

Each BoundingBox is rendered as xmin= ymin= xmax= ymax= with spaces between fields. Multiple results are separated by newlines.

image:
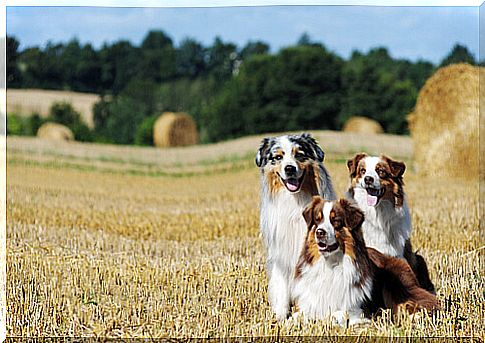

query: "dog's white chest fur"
xmin=293 ymin=254 xmax=372 ymax=321
xmin=262 ymin=190 xmax=310 ymax=270
xmin=353 ymin=188 xmax=411 ymax=257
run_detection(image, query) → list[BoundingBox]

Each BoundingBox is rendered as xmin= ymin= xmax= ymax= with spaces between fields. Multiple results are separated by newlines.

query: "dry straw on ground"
xmin=343 ymin=116 xmax=384 ymax=134
xmin=408 ymin=63 xmax=480 ymax=179
xmin=153 ymin=112 xmax=199 ymax=148
xmin=37 ymin=122 xmax=74 ymax=141
xmin=6 ymin=136 xmax=484 ymax=338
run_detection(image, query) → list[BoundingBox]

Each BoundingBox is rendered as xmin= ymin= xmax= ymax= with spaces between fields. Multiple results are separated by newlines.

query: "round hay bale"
xmin=37 ymin=122 xmax=74 ymax=141
xmin=153 ymin=112 xmax=199 ymax=148
xmin=343 ymin=116 xmax=384 ymax=134
xmin=409 ymin=63 xmax=480 ymax=179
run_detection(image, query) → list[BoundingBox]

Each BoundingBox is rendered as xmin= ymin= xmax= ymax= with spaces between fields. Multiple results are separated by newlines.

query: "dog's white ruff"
xmin=293 ymin=253 xmax=372 ymax=325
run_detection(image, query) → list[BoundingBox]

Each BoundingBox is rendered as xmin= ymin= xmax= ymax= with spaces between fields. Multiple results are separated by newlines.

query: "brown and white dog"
xmin=293 ymin=197 xmax=439 ymax=325
xmin=345 ymin=153 xmax=435 ymax=293
xmin=256 ymin=133 xmax=336 ymax=320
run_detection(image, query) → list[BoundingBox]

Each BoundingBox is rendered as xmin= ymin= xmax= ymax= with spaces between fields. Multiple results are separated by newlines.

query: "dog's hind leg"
xmin=412 ymin=253 xmax=436 ymax=294
xmin=268 ymin=263 xmax=291 ymax=320
xmin=403 ymin=240 xmax=436 ymax=294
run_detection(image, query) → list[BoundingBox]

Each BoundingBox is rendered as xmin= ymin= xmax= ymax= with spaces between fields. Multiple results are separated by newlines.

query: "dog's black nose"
xmin=284 ymin=165 xmax=297 ymax=175
xmin=364 ymin=176 xmax=374 ymax=185
xmin=316 ymin=228 xmax=326 ymax=239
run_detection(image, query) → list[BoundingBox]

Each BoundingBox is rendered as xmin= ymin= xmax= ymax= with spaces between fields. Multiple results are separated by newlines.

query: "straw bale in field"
xmin=343 ymin=116 xmax=384 ymax=134
xmin=408 ymin=63 xmax=480 ymax=179
xmin=153 ymin=112 xmax=199 ymax=148
xmin=37 ymin=122 xmax=74 ymax=141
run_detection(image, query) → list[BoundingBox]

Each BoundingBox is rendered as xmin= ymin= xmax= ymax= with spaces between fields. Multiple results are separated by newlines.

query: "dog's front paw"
xmin=274 ymin=308 xmax=290 ymax=321
xmin=331 ymin=310 xmax=368 ymax=327
xmin=331 ymin=310 xmax=347 ymax=326
xmin=348 ymin=316 xmax=371 ymax=326
xmin=290 ymin=310 xmax=302 ymax=321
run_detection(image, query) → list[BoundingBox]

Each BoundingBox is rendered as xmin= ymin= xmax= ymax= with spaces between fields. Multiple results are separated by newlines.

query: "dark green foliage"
xmin=297 ymin=33 xmax=312 ymax=46
xmin=399 ymin=60 xmax=435 ymax=90
xmin=176 ymin=38 xmax=207 ymax=79
xmin=101 ymin=97 xmax=148 ymax=145
xmin=19 ymin=44 xmax=63 ymax=89
xmin=49 ymin=102 xmax=82 ymax=126
xmin=6 ymin=113 xmax=46 ymax=136
xmin=70 ymin=121 xmax=94 ymax=142
xmin=202 ymin=45 xmax=343 ymax=141
xmin=440 ymin=44 xmax=476 ymax=67
xmin=7 ymin=36 xmax=22 ymax=87
xmin=206 ymin=37 xmax=238 ymax=81
xmin=141 ymin=30 xmax=173 ymax=50
xmin=134 ymin=115 xmax=158 ymax=146
xmin=240 ymin=41 xmax=270 ymax=59
xmin=92 ymin=96 xmax=111 ymax=137
xmin=25 ymin=114 xmax=46 ymax=135
xmin=139 ymin=31 xmax=177 ymax=83
xmin=74 ymin=43 xmax=103 ymax=93
xmin=15 ymin=39 xmax=101 ymax=92
xmin=93 ymin=79 xmax=159 ymax=144
xmin=48 ymin=102 xmax=93 ymax=141
xmin=339 ymin=47 xmax=427 ymax=134
xmin=7 ymin=33 xmax=474 ymax=143
xmin=7 ymin=114 xmax=25 ymax=135
xmin=99 ymin=40 xmax=141 ymax=95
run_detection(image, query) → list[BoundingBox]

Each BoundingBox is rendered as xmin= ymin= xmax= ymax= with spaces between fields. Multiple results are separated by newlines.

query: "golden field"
xmin=6 ymin=133 xmax=484 ymax=338
xmin=7 ymin=89 xmax=100 ymax=128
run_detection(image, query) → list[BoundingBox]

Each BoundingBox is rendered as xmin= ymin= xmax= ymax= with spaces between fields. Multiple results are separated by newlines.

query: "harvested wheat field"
xmin=7 ymin=89 xmax=100 ymax=128
xmin=6 ymin=132 xmax=484 ymax=338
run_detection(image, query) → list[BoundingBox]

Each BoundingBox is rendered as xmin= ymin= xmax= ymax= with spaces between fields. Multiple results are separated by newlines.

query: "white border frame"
xmin=0 ymin=1 xmax=482 ymax=342
xmin=3 ymin=0 xmax=484 ymax=6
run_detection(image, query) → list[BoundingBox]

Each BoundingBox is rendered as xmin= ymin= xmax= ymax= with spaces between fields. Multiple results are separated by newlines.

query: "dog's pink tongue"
xmin=367 ymin=194 xmax=378 ymax=206
xmin=286 ymin=182 xmax=298 ymax=191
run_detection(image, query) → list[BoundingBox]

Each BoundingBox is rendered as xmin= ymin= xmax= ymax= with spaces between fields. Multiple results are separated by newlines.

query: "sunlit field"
xmin=6 ymin=133 xmax=483 ymax=338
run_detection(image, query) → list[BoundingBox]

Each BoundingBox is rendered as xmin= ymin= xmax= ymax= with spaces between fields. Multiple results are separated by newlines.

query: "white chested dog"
xmin=294 ymin=196 xmax=439 ymax=325
xmin=255 ymin=133 xmax=336 ymax=320
xmin=346 ymin=153 xmax=435 ymax=293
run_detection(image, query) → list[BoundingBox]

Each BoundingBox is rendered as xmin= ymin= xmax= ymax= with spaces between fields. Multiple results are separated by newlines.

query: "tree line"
xmin=6 ymin=31 xmax=477 ymax=144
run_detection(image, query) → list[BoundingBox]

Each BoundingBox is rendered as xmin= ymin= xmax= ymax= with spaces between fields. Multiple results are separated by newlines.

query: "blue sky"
xmin=6 ymin=6 xmax=479 ymax=63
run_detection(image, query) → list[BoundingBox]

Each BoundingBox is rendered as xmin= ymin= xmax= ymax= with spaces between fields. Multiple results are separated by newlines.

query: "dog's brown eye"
xmin=275 ymin=155 xmax=283 ymax=161
xmin=360 ymin=168 xmax=366 ymax=174
xmin=295 ymin=152 xmax=305 ymax=159
xmin=332 ymin=218 xmax=343 ymax=228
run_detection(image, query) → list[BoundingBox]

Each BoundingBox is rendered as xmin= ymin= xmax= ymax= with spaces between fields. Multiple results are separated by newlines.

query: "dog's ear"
xmin=338 ymin=198 xmax=364 ymax=230
xmin=381 ymin=154 xmax=406 ymax=178
xmin=255 ymin=137 xmax=271 ymax=167
xmin=347 ymin=153 xmax=367 ymax=178
xmin=301 ymin=133 xmax=325 ymax=162
xmin=302 ymin=196 xmax=324 ymax=229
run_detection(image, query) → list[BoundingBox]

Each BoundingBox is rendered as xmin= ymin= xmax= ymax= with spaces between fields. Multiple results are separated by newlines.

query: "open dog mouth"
xmin=317 ymin=241 xmax=339 ymax=253
xmin=278 ymin=171 xmax=306 ymax=193
xmin=365 ymin=187 xmax=385 ymax=206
